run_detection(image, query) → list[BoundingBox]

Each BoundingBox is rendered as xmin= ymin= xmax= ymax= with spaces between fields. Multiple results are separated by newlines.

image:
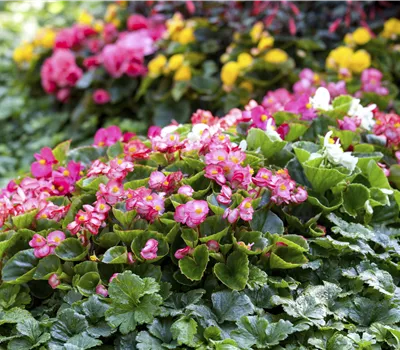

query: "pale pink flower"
xmin=141 ymin=239 xmax=159 ymax=260
xmin=174 ymin=246 xmax=193 ymax=259
xmin=217 ymin=185 xmax=232 ymax=205
xmin=238 ymin=198 xmax=254 ymax=221
xmin=48 ymin=273 xmax=60 ymax=289
xmin=178 ymin=185 xmax=194 ymax=197
xmin=223 ymin=208 xmax=239 ymax=223
xmin=96 ymin=284 xmax=108 ymax=297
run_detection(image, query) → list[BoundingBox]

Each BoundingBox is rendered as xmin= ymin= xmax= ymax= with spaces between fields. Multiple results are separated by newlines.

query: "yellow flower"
xmin=13 ymin=43 xmax=35 ymax=64
xmin=104 ymin=4 xmax=118 ymax=23
xmin=264 ymin=49 xmax=288 ymax=64
xmin=382 ymin=18 xmax=400 ymax=38
xmin=237 ymin=52 xmax=253 ymax=69
xmin=326 ymin=46 xmax=353 ymax=69
xmin=250 ymin=21 xmax=264 ymax=43
xmin=221 ymin=61 xmax=240 ymax=86
xmin=167 ymin=13 xmax=185 ymax=39
xmin=174 ymin=65 xmax=191 ymax=81
xmin=352 ymin=27 xmax=371 ymax=45
xmin=148 ymin=55 xmax=167 ymax=76
xmin=168 ymin=54 xmax=185 ymax=71
xmin=239 ymin=81 xmax=253 ymax=93
xmin=77 ymin=10 xmax=94 ymax=25
xmin=34 ymin=28 xmax=56 ymax=49
xmin=258 ymin=36 xmax=274 ymax=51
xmin=349 ymin=49 xmax=371 ymax=73
xmin=178 ymin=27 xmax=195 ymax=45
xmin=344 ymin=33 xmax=354 ymax=46
xmin=93 ymin=20 xmax=104 ymax=33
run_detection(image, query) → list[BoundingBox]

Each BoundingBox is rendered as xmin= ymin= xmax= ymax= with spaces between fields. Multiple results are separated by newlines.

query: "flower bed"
xmin=1 ymin=84 xmax=400 ymax=348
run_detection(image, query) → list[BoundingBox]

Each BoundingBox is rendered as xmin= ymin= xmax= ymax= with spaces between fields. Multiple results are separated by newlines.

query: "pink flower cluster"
xmin=223 ymin=198 xmax=254 ymax=223
xmin=253 ymin=168 xmax=308 ymax=205
xmin=67 ymin=199 xmax=111 ymax=235
xmin=373 ymin=111 xmax=400 ymax=147
xmin=149 ymin=171 xmax=183 ymax=194
xmin=41 ymin=49 xmax=83 ymax=102
xmin=174 ymin=200 xmax=209 ymax=228
xmin=359 ymin=69 xmax=389 ymax=96
xmin=126 ymin=187 xmax=165 ymax=222
xmin=29 ymin=230 xmax=66 ymax=258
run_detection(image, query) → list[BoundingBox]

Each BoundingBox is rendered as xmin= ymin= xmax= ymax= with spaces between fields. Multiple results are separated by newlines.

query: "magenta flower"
xmin=93 ymin=89 xmax=111 ymax=104
xmin=127 ymin=252 xmax=135 ymax=264
xmin=217 ymin=185 xmax=232 ymax=205
xmin=205 ymin=165 xmax=226 ymax=186
xmin=94 ymin=125 xmax=122 ymax=147
xmin=223 ymin=208 xmax=239 ymax=224
xmin=147 ymin=126 xmax=162 ymax=139
xmin=262 ymin=88 xmax=292 ymax=114
xmin=230 ymin=165 xmax=253 ymax=190
xmin=338 ymin=116 xmax=361 ymax=131
xmin=29 ymin=234 xmax=47 ymax=248
xmin=96 ymin=284 xmax=108 ymax=297
xmin=124 ymin=140 xmax=151 ymax=160
xmin=29 ymin=231 xmax=65 ymax=258
xmin=141 ymin=239 xmax=159 ymax=260
xmin=245 ymin=105 xmax=274 ymax=130
xmin=238 ymin=198 xmax=254 ymax=221
xmin=253 ymin=168 xmax=273 ymax=187
xmin=48 ymin=273 xmax=60 ymax=289
xmin=108 ymin=158 xmax=134 ymax=180
xmin=206 ymin=240 xmax=220 ymax=252
xmin=174 ymin=200 xmax=209 ymax=228
xmin=178 ymin=185 xmax=194 ymax=197
xmin=126 ymin=187 xmax=165 ymax=222
xmin=127 ymin=14 xmax=148 ymax=31
xmin=205 ymin=149 xmax=229 ymax=165
xmin=284 ymin=95 xmax=316 ymax=121
xmin=174 ymin=246 xmax=193 ymax=259
xmin=31 ymin=147 xmax=57 ymax=178
xmin=97 ymin=180 xmax=124 ymax=205
xmin=109 ymin=273 xmax=119 ymax=283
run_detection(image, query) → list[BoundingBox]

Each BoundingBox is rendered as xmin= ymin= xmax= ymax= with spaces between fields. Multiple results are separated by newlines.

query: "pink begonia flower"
xmin=56 ymin=88 xmax=70 ymax=102
xmin=262 ymin=88 xmax=292 ymax=114
xmin=178 ymin=185 xmax=194 ymax=197
xmin=96 ymin=284 xmax=108 ymax=297
xmin=149 ymin=171 xmax=182 ymax=193
xmin=48 ymin=273 xmax=60 ymax=289
xmin=243 ymin=105 xmax=275 ymax=131
xmin=174 ymin=246 xmax=193 ymax=259
xmin=41 ymin=49 xmax=83 ymax=95
xmin=103 ymin=23 xmax=118 ymax=43
xmin=223 ymin=208 xmax=239 ymax=224
xmin=31 ymin=147 xmax=57 ymax=178
xmin=97 ymin=180 xmax=124 ymax=205
xmin=361 ymin=68 xmax=388 ymax=95
xmin=123 ymin=132 xmax=136 ymax=143
xmin=271 ymin=179 xmax=295 ymax=205
xmin=217 ymin=185 xmax=232 ymax=205
xmin=29 ymin=234 xmax=47 ymax=248
xmin=191 ymin=109 xmax=218 ymax=125
xmin=151 ymin=133 xmax=185 ymax=153
xmin=126 ymin=187 xmax=165 ymax=222
xmin=47 ymin=230 xmax=66 ymax=246
xmin=127 ymin=14 xmax=149 ymax=31
xmin=109 ymin=273 xmax=119 ymax=283
xmin=205 ymin=165 xmax=226 ymax=186
xmin=174 ymin=200 xmax=209 ymax=228
xmin=149 ymin=171 xmax=166 ymax=189
xmin=373 ymin=111 xmax=400 ymax=147
xmin=93 ymin=89 xmax=111 ymax=104
xmin=338 ymin=116 xmax=361 ymax=132
xmin=87 ymin=160 xmax=110 ymax=178
xmin=148 ymin=125 xmax=162 ymax=139
xmin=277 ymin=123 xmax=290 ymax=139
xmin=107 ymin=158 xmax=134 ymax=180
xmin=253 ymin=168 xmax=273 ymax=187
xmin=230 ymin=165 xmax=253 ymax=189
xmin=94 ymin=125 xmax=122 ymax=147
xmin=285 ymin=94 xmax=316 ymax=121
xmin=237 ymin=241 xmax=255 ymax=250
xmin=205 ymin=149 xmax=229 ymax=165
xmin=206 ymin=240 xmax=220 ymax=252
xmin=325 ymin=81 xmax=347 ymax=98
xmin=124 ymin=140 xmax=151 ymax=160
xmin=238 ymin=198 xmax=254 ymax=221
xmin=378 ymin=162 xmax=390 ymax=177
xmin=141 ymin=239 xmax=159 ymax=260
xmin=290 ymin=187 xmax=308 ymax=204
xmin=83 ymin=56 xmax=101 ymax=70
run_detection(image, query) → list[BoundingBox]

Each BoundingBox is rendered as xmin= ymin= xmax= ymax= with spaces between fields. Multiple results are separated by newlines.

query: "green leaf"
xmin=179 ymin=244 xmax=209 ymax=281
xmin=212 ymin=290 xmax=254 ymax=322
xmin=12 ymin=210 xmax=38 ymax=229
xmin=51 ymin=309 xmax=88 ymax=342
xmin=342 ymin=184 xmax=370 ymax=217
xmin=102 ymin=246 xmax=128 ymax=264
xmin=250 ymin=208 xmax=284 ymax=234
xmin=214 ymin=250 xmax=249 ymax=290
xmin=77 ymin=272 xmax=100 ymax=296
xmin=105 ymin=271 xmax=162 ymax=334
xmin=2 ymin=249 xmax=38 ymax=283
xmin=246 ymin=128 xmax=287 ymax=159
xmin=53 ymin=140 xmax=71 ymax=164
xmin=171 ymin=316 xmax=198 ymax=347
xmin=55 ymin=238 xmax=87 ymax=261
xmin=67 ymin=146 xmax=106 ymax=167
xmin=33 ymin=254 xmax=61 ymax=280
xmin=64 ymin=333 xmax=102 ymax=350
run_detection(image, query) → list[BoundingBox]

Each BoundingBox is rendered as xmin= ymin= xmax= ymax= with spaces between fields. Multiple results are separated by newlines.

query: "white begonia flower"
xmin=310 ymin=87 xmax=332 ymax=111
xmin=381 ymin=189 xmax=393 ymax=195
xmin=348 ymin=98 xmax=376 ymax=130
xmin=239 ymin=140 xmax=247 ymax=151
xmin=364 ymin=200 xmax=373 ymax=215
xmin=323 ymin=131 xmax=358 ymax=172
xmin=265 ymin=118 xmax=282 ymax=141
xmin=161 ymin=125 xmax=180 ymax=137
xmin=187 ymin=123 xmax=209 ymax=142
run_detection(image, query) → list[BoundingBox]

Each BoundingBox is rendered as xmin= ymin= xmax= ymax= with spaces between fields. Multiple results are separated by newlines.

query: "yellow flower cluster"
xmin=148 ymin=54 xmax=192 ymax=81
xmin=344 ymin=27 xmax=371 ymax=46
xmin=220 ymin=52 xmax=253 ymax=88
xmin=104 ymin=4 xmax=121 ymax=27
xmin=326 ymin=46 xmax=371 ymax=74
xmin=381 ymin=18 xmax=400 ymax=39
xmin=13 ymin=28 xmax=56 ymax=65
xmin=166 ymin=13 xmax=196 ymax=45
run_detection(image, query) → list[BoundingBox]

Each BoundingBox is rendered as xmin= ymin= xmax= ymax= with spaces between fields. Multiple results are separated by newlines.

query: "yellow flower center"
xmin=249 ymin=168 xmax=254 ymax=174
xmin=244 ymin=202 xmax=252 ymax=209
xmin=262 ymin=174 xmax=269 ymax=179
xmin=41 ymin=214 xmax=48 ymax=219
xmin=36 ymin=237 xmax=42 ymax=243
xmin=146 ymin=195 xmax=153 ymax=201
xmin=211 ymin=170 xmax=218 ymax=175
xmin=63 ymin=170 xmax=70 ymax=176
xmin=280 ymin=184 xmax=287 ymax=190
xmin=261 ymin=114 xmax=268 ymax=122
xmin=54 ymin=237 xmax=61 ymax=243
xmin=129 ymin=146 xmax=137 ymax=153
xmin=217 ymin=156 xmax=225 ymax=161
xmin=98 ymin=141 xmax=105 ymax=146
xmin=155 ymin=205 xmax=161 ymax=211
xmin=99 ymin=204 xmax=105 ymax=210
xmin=328 ymin=138 xmax=335 ymax=144
xmin=218 ymin=135 xmax=225 ymax=141
xmin=169 ymin=135 xmax=175 ymax=141
xmin=112 ymin=186 xmax=119 ymax=193
xmin=58 ymin=186 xmax=64 ymax=191
xmin=39 ymin=159 xmax=46 ymax=165
xmin=78 ymin=215 xmax=85 ymax=221
xmin=395 ymin=123 xmax=400 ymax=128
xmin=195 ymin=208 xmax=203 ymax=214
xmin=306 ymin=103 xmax=312 ymax=109
xmin=163 ymin=180 xmax=169 ymax=186
xmin=117 ymin=159 xmax=123 ymax=165
xmin=231 ymin=156 xmax=239 ymax=164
